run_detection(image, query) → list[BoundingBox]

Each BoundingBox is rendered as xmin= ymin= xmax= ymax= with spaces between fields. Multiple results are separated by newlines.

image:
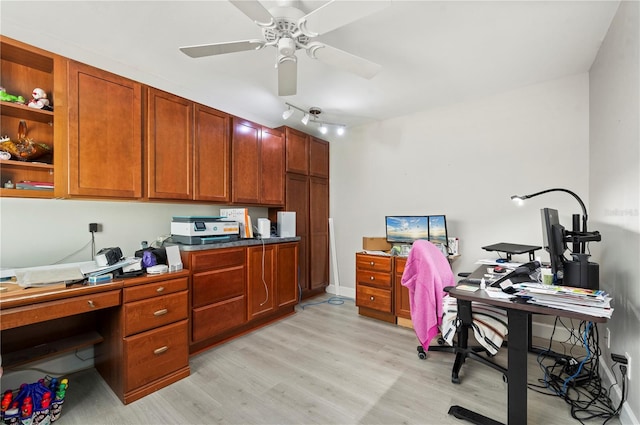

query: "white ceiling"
xmin=0 ymin=1 xmax=620 ymax=138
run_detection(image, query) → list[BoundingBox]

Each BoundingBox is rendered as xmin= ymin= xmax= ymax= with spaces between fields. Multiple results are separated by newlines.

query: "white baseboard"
xmin=326 ymin=284 xmax=355 ymax=300
xmin=600 ymin=357 xmax=638 ymax=425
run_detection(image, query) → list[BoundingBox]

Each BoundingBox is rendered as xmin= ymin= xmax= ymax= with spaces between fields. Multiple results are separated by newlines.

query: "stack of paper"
xmin=220 ymin=208 xmax=253 ymax=238
xmin=514 ymin=283 xmax=613 ymax=318
xmin=16 ymin=180 xmax=53 ymax=191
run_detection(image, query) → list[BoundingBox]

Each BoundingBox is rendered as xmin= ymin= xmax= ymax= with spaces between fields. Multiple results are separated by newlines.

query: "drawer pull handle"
xmin=369 ymin=261 xmax=375 ymax=266
xmin=154 ymin=309 xmax=168 ymax=316
xmin=87 ymin=300 xmax=95 ymax=308
xmin=370 ymin=276 xmax=375 ymax=281
xmin=156 ymin=286 xmax=165 ymax=293
xmin=154 ymin=346 xmax=168 ymax=355
xmin=370 ymin=296 xmax=375 ymax=301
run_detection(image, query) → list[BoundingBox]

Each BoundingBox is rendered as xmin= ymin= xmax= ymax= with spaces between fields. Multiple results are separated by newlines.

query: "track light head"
xmin=282 ymin=108 xmax=294 ymax=120
xmin=301 ymin=113 xmax=310 ymax=125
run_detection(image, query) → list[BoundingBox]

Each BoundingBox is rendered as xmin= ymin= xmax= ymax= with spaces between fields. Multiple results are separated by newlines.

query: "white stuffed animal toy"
xmin=28 ymin=88 xmax=52 ymax=110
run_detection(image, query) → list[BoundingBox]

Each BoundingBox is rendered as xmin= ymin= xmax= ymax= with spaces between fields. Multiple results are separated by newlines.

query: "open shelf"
xmin=0 ymin=101 xmax=54 ymax=124
xmin=2 ymin=331 xmax=103 ymax=369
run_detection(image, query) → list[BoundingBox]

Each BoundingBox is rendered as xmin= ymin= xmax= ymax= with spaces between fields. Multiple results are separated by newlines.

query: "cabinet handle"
xmin=369 ymin=261 xmax=375 ymax=266
xmin=370 ymin=296 xmax=375 ymax=301
xmin=153 ymin=346 xmax=168 ymax=355
xmin=154 ymin=308 xmax=168 ymax=316
xmin=370 ymin=276 xmax=375 ymax=281
xmin=87 ymin=300 xmax=95 ymax=308
xmin=156 ymin=286 xmax=165 ymax=293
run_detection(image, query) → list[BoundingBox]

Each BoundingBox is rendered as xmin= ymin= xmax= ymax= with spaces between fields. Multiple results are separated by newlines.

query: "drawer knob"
xmin=369 ymin=261 xmax=375 ymax=266
xmin=370 ymin=276 xmax=375 ymax=281
xmin=153 ymin=346 xmax=169 ymax=355
xmin=87 ymin=300 xmax=95 ymax=308
xmin=154 ymin=308 xmax=168 ymax=316
xmin=156 ymin=286 xmax=165 ymax=293
xmin=370 ymin=296 xmax=375 ymax=301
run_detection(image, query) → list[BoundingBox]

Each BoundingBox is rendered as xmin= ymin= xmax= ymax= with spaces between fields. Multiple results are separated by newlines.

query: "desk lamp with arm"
xmin=511 ymin=188 xmax=601 ymax=289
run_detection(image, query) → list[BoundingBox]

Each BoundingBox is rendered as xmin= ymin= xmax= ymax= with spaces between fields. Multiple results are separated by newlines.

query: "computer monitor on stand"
xmin=541 ymin=208 xmax=601 ymax=289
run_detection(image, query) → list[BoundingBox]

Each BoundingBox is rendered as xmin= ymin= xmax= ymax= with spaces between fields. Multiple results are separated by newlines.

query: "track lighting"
xmin=282 ymin=107 xmax=294 ymax=120
xmin=282 ymin=102 xmax=347 ymax=136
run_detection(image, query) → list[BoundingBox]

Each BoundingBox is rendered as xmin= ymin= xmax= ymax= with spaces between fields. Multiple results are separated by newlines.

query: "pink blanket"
xmin=401 ymin=240 xmax=455 ymax=350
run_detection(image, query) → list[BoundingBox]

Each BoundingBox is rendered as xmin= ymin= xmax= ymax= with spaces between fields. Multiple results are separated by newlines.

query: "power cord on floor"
xmin=299 ymin=296 xmax=354 ymax=310
xmin=528 ymin=320 xmax=626 ymax=424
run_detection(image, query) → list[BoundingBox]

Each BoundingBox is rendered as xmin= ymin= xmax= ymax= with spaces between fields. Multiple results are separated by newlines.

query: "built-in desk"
xmin=0 ymin=270 xmax=190 ymax=404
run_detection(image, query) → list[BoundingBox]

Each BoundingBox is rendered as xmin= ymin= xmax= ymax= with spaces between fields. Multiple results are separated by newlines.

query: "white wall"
xmin=330 ymin=73 xmax=590 ymax=295
xmin=0 ymin=199 xmax=267 ymax=268
xmin=589 ymin=1 xmax=639 ymax=423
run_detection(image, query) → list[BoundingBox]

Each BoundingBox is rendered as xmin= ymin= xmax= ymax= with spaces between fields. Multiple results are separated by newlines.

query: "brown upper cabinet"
xmin=283 ymin=126 xmax=309 ymax=175
xmin=309 ymin=136 xmax=329 ymax=178
xmin=232 ymin=118 xmax=284 ymax=206
xmin=65 ymin=61 xmax=143 ymax=198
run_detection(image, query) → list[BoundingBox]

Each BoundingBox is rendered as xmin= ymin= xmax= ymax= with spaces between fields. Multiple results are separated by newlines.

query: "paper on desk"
xmin=16 ymin=266 xmax=84 ymax=287
xmin=485 ymin=287 xmax=516 ymax=299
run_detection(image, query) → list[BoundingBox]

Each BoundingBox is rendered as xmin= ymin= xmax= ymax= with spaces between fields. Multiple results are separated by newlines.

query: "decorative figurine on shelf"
xmin=0 ymin=87 xmax=26 ymax=104
xmin=0 ymin=120 xmax=52 ymax=161
xmin=27 ymin=87 xmax=53 ymax=111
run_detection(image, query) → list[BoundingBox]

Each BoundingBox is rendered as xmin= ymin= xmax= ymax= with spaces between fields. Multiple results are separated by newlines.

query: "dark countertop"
xmin=168 ymin=236 xmax=300 ymax=252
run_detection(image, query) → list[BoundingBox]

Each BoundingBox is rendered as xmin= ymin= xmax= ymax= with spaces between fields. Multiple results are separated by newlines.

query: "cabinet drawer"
xmin=124 ymin=320 xmax=188 ymax=392
xmin=123 ymin=277 xmax=188 ymax=303
xmin=192 ymin=266 xmax=245 ymax=308
xmin=124 ymin=291 xmax=188 ymax=336
xmin=356 ymin=254 xmax=392 ymax=272
xmin=192 ymin=295 xmax=246 ymax=342
xmin=356 ymin=270 xmax=391 ymax=288
xmin=356 ymin=285 xmax=392 ymax=313
xmin=1 ymin=290 xmax=120 ymax=331
xmin=190 ymin=248 xmax=245 ymax=272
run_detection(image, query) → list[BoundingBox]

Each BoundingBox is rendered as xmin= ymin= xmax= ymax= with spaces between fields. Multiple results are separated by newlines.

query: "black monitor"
xmin=541 ymin=208 xmax=566 ymax=280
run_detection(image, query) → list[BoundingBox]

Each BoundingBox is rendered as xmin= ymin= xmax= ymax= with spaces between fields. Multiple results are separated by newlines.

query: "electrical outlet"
xmin=625 ymin=352 xmax=632 ymax=380
xmin=89 ymin=223 xmax=100 ymax=233
xmin=606 ymin=327 xmax=611 ymax=349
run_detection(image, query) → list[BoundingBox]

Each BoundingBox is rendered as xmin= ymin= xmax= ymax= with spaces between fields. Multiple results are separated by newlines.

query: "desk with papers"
xmin=447 ymin=264 xmax=610 ymax=425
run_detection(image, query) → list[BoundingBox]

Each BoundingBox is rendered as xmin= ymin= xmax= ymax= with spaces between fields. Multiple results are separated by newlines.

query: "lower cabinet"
xmin=182 ymin=242 xmax=298 ymax=354
xmin=96 ymin=271 xmax=190 ymax=405
xmin=355 ymin=253 xmax=394 ymax=323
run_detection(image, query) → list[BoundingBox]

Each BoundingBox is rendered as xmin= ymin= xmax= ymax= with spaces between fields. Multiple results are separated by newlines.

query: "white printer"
xmin=170 ymin=216 xmax=240 ymax=245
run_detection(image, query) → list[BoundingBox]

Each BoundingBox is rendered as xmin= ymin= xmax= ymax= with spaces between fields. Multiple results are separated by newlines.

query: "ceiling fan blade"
xmin=278 ymin=57 xmax=297 ymax=96
xmin=180 ymin=40 xmax=265 ymax=58
xmin=229 ymin=0 xmax=274 ymax=27
xmin=298 ymin=0 xmax=391 ymax=37
xmin=307 ymin=42 xmax=381 ymax=79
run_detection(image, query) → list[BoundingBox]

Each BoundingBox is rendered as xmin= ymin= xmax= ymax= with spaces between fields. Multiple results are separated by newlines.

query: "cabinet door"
xmin=309 ymin=177 xmax=329 ymax=290
xmin=67 ymin=61 xmax=142 ymax=198
xmin=394 ymin=258 xmax=411 ymax=319
xmin=194 ymin=104 xmax=230 ymax=202
xmin=231 ymin=118 xmax=261 ymax=204
xmin=146 ymin=88 xmax=193 ymax=200
xmin=277 ymin=242 xmax=299 ymax=308
xmin=247 ymin=245 xmax=276 ymax=319
xmin=285 ymin=173 xmax=309 ymax=292
xmin=309 ymin=136 xmax=329 ymax=178
xmin=283 ymin=126 xmax=309 ymax=175
xmin=260 ymin=127 xmax=285 ymax=206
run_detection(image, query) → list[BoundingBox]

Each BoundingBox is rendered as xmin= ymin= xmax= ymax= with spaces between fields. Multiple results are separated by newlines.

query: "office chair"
xmin=401 ymin=241 xmax=507 ymax=384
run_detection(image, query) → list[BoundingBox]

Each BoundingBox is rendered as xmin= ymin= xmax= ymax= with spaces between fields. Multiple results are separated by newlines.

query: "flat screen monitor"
xmin=541 ymin=208 xmax=566 ymax=278
xmin=385 ymin=215 xmax=448 ymax=248
xmin=385 ymin=216 xmax=429 ymax=244
xmin=428 ymin=215 xmax=448 ymax=247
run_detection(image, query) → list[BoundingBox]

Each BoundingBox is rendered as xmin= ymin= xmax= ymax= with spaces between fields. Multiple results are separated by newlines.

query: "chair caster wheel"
xmin=417 ymin=346 xmax=427 ymax=360
xmin=437 ymin=337 xmax=446 ymax=345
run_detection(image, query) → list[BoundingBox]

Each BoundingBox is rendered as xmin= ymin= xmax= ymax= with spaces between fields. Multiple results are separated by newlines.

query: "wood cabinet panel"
xmin=192 ymin=266 xmax=245 ymax=308
xmin=191 ymin=296 xmax=246 ymax=342
xmin=187 ymin=247 xmax=245 ymax=272
xmin=124 ymin=320 xmax=189 ymax=392
xmin=283 ymin=126 xmax=309 ymax=175
xmin=146 ymin=88 xmax=193 ymax=200
xmin=123 ymin=277 xmax=188 ymax=303
xmin=67 ymin=61 xmax=142 ymax=198
xmin=356 ymin=269 xmax=392 ymax=288
xmin=247 ymin=244 xmax=276 ymax=319
xmin=123 ymin=291 xmax=188 ymax=336
xmin=285 ymin=173 xmax=309 ymax=292
xmin=194 ymin=104 xmax=230 ymax=202
xmin=260 ymin=127 xmax=285 ymax=206
xmin=309 ymin=136 xmax=329 ymax=178
xmin=356 ymin=285 xmax=392 ymax=313
xmin=356 ymin=254 xmax=392 ymax=272
xmin=277 ymin=243 xmax=299 ymax=308
xmin=231 ymin=118 xmax=261 ymax=204
xmin=309 ymin=177 xmax=329 ymax=290
xmin=394 ymin=257 xmax=411 ymax=320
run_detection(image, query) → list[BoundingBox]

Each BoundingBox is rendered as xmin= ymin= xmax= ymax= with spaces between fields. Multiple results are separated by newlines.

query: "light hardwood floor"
xmin=60 ymin=295 xmax=621 ymax=424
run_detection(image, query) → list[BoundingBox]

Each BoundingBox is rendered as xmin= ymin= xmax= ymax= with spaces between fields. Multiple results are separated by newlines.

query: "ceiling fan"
xmin=179 ymin=0 xmax=390 ymax=96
